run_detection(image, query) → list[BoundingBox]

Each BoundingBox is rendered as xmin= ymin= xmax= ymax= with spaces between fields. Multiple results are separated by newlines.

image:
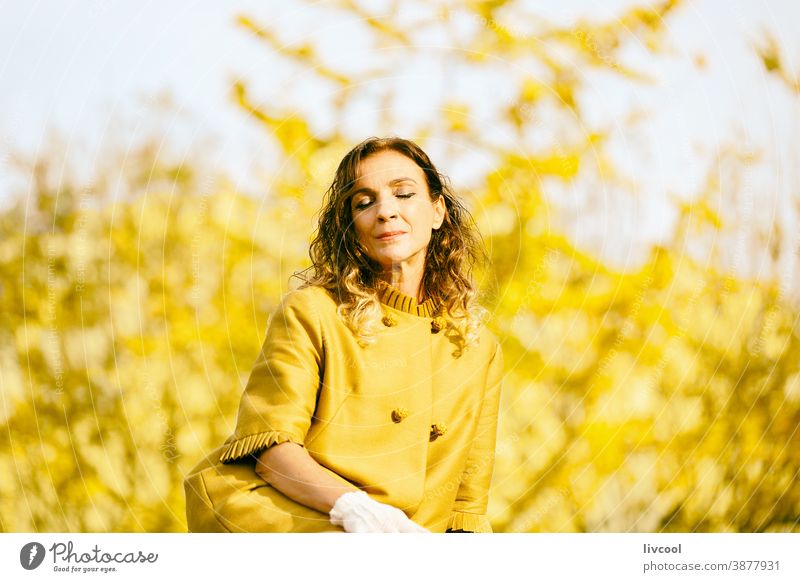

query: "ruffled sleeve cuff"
xmin=446 ymin=511 xmax=493 ymax=533
xmin=219 ymin=431 xmax=302 ymax=464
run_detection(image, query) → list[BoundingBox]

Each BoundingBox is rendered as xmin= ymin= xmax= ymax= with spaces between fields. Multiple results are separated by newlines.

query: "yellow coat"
xmin=184 ymin=282 xmax=503 ymax=533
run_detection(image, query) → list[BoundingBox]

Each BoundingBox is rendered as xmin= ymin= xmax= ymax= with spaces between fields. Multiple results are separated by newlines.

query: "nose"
xmin=375 ymin=196 xmax=399 ymax=221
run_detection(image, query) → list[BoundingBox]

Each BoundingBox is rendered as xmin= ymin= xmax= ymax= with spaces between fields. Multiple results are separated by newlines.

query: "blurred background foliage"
xmin=1 ymin=0 xmax=798 ymax=532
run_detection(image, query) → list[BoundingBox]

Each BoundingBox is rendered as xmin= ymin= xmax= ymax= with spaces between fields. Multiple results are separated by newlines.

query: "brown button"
xmin=391 ymin=407 xmax=409 ymax=423
xmin=382 ymin=314 xmax=398 ymax=327
xmin=429 ymin=423 xmax=447 ymax=441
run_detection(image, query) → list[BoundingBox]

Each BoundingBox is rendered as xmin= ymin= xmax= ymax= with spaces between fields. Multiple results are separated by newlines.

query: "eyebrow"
xmin=350 ymin=177 xmax=418 ymax=198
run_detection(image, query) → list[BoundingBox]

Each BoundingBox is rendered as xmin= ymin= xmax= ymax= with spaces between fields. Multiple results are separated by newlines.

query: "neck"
xmin=380 ymin=261 xmax=426 ymax=302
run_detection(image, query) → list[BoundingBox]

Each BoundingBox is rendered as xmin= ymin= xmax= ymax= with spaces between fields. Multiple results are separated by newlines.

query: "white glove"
xmin=329 ymin=490 xmax=429 ymax=533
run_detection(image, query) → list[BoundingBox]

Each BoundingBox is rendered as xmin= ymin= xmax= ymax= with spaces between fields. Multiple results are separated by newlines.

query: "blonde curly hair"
xmin=294 ymin=137 xmax=488 ymax=352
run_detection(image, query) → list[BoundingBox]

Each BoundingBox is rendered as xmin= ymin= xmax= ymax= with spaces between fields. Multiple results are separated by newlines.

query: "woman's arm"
xmin=257 ymin=442 xmax=429 ymax=532
xmin=255 ymin=442 xmax=358 ymax=513
xmin=446 ymin=342 xmax=504 ymax=532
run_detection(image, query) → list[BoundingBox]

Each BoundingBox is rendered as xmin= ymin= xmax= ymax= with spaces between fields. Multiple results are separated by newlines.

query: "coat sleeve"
xmin=219 ymin=289 xmax=324 ymax=464
xmin=446 ymin=341 xmax=503 ymax=533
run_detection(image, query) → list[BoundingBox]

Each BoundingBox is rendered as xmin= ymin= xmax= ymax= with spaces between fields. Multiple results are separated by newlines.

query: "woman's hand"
xmin=329 ymin=490 xmax=429 ymax=533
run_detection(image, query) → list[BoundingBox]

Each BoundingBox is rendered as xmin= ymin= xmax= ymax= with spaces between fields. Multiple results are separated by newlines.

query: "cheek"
xmin=410 ymin=205 xmax=435 ymax=232
xmin=352 ymin=212 xmax=372 ymax=241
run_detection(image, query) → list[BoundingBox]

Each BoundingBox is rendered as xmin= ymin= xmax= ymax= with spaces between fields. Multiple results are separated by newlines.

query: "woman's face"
xmin=349 ymin=149 xmax=445 ymax=270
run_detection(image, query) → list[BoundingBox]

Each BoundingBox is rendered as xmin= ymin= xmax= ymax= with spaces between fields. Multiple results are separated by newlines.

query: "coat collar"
xmin=375 ymin=279 xmax=439 ymax=318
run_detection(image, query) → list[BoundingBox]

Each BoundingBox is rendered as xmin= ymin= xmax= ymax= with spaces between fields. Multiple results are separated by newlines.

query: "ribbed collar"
xmin=376 ymin=279 xmax=439 ymax=317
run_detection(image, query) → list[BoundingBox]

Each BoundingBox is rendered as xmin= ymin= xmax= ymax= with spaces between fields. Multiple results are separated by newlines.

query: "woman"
xmin=184 ymin=137 xmax=504 ymax=533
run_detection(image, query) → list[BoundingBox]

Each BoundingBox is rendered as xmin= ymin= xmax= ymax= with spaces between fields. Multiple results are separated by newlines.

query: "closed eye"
xmin=351 ymin=194 xmax=373 ymax=210
xmin=352 ymin=192 xmax=415 ymax=210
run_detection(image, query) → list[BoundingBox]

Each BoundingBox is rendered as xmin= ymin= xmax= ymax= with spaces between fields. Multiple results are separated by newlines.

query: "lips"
xmin=376 ymin=231 xmax=406 ymax=240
